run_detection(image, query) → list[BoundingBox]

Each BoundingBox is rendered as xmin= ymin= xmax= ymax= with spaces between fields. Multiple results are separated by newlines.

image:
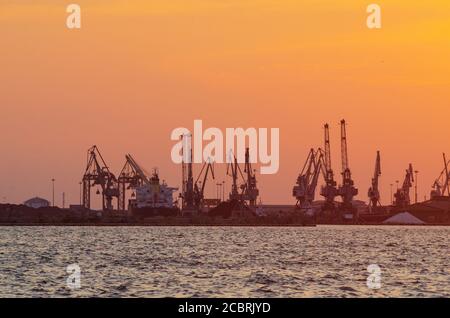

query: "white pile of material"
xmin=383 ymin=212 xmax=426 ymax=225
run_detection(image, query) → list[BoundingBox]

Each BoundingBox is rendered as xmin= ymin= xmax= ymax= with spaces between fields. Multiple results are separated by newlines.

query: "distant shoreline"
xmin=0 ymin=222 xmax=316 ymax=227
xmin=0 ymin=222 xmax=448 ymax=227
xmin=2 ymin=201 xmax=449 ymax=226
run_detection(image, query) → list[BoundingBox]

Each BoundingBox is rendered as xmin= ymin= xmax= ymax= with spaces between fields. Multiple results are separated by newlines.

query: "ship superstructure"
xmin=130 ymin=169 xmax=178 ymax=209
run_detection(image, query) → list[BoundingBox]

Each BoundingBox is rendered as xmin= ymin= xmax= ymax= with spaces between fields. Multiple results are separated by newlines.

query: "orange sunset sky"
xmin=0 ymin=1 xmax=449 ymax=208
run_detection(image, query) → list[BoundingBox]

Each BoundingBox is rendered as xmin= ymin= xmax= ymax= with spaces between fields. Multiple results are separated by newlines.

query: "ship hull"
xmin=131 ymin=206 xmax=179 ymax=218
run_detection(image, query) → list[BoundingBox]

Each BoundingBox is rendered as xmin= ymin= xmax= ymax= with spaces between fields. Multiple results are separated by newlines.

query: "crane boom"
xmin=431 ymin=153 xmax=450 ymax=199
xmin=444 ymin=153 xmax=450 ymax=196
xmin=340 ymin=119 xmax=349 ymax=173
xmin=125 ymin=154 xmax=150 ymax=184
xmin=324 ymin=124 xmax=333 ymax=181
xmin=374 ymin=151 xmax=381 ymax=186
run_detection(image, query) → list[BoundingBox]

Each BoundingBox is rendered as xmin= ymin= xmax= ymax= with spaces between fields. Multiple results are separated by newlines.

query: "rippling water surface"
xmin=0 ymin=226 xmax=448 ymax=297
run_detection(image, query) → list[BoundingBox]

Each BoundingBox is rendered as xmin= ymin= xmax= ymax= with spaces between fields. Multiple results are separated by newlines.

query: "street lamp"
xmin=414 ymin=170 xmax=419 ymax=204
xmin=222 ymin=181 xmax=225 ymax=202
xmin=79 ymin=182 xmax=82 ymax=205
xmin=390 ymin=183 xmax=393 ymax=205
xmin=216 ymin=183 xmax=222 ymax=201
xmin=51 ymin=178 xmax=55 ymax=207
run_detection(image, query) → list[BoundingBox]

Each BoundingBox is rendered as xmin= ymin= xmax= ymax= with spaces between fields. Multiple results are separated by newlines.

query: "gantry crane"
xmin=393 ymin=163 xmax=414 ymax=208
xmin=368 ymin=151 xmax=382 ymax=210
xmin=430 ymin=153 xmax=450 ymax=199
xmin=118 ymin=154 xmax=150 ymax=211
xmin=320 ymin=124 xmax=338 ymax=211
xmin=293 ymin=148 xmax=323 ymax=215
xmin=82 ymin=145 xmax=119 ymax=210
xmin=338 ymin=120 xmax=358 ymax=216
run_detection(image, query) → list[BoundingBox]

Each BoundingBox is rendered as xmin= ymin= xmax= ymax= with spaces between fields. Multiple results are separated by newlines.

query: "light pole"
xmin=216 ymin=183 xmax=222 ymax=201
xmin=222 ymin=181 xmax=225 ymax=202
xmin=390 ymin=183 xmax=393 ymax=205
xmin=51 ymin=178 xmax=55 ymax=207
xmin=414 ymin=170 xmax=419 ymax=203
xmin=394 ymin=180 xmax=399 ymax=206
xmin=79 ymin=182 xmax=82 ymax=205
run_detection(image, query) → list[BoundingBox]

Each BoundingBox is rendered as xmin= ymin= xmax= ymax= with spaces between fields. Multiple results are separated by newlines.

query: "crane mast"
xmin=320 ymin=124 xmax=338 ymax=211
xmin=180 ymin=134 xmax=218 ymax=213
xmin=243 ymin=148 xmax=259 ymax=207
xmin=324 ymin=125 xmax=331 ymax=169
xmin=338 ymin=120 xmax=358 ymax=216
xmin=227 ymin=153 xmax=240 ymax=201
xmin=368 ymin=151 xmax=382 ymax=209
xmin=180 ymin=134 xmax=195 ymax=210
xmin=341 ymin=121 xmax=349 ymax=175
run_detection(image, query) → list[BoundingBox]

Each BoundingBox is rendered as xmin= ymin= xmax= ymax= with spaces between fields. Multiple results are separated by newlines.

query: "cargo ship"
xmin=128 ymin=169 xmax=179 ymax=218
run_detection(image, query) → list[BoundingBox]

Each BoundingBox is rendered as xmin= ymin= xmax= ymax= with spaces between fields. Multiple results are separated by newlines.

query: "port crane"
xmin=243 ymin=148 xmax=259 ymax=207
xmin=338 ymin=120 xmax=358 ymax=216
xmin=178 ymin=134 xmax=196 ymax=212
xmin=193 ymin=159 xmax=215 ymax=209
xmin=430 ymin=153 xmax=450 ymax=198
xmin=82 ymin=145 xmax=119 ymax=210
xmin=319 ymin=124 xmax=338 ymax=211
xmin=179 ymin=134 xmax=217 ymax=212
xmin=118 ymin=154 xmax=150 ymax=211
xmin=368 ymin=151 xmax=382 ymax=210
xmin=393 ymin=163 xmax=414 ymax=208
xmin=227 ymin=151 xmax=245 ymax=202
xmin=293 ymin=148 xmax=323 ymax=215
xmin=227 ymin=148 xmax=259 ymax=207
